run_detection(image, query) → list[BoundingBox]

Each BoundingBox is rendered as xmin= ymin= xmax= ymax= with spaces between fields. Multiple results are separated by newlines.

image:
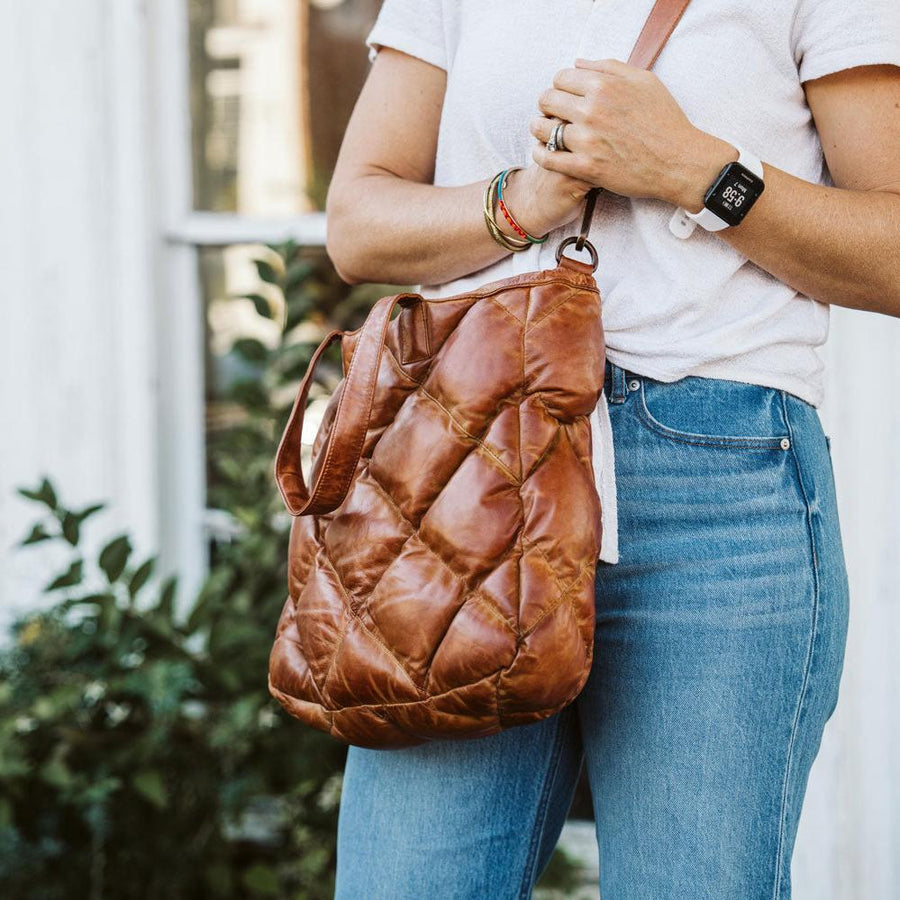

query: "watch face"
xmin=704 ymin=162 xmax=765 ymax=226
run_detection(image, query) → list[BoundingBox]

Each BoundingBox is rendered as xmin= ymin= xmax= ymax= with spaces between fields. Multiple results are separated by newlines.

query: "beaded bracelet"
xmin=497 ymin=167 xmax=549 ymax=244
xmin=483 ymin=171 xmax=530 ymax=252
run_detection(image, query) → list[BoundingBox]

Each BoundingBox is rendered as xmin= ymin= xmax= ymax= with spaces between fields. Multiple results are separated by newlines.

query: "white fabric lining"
xmin=591 ymin=388 xmax=620 ymax=564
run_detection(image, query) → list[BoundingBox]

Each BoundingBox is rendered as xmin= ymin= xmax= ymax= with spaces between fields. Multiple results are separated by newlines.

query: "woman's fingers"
xmin=528 ymin=115 xmax=586 ymax=152
xmin=531 ymin=139 xmax=590 ymax=181
xmin=535 ymin=86 xmax=586 ymax=126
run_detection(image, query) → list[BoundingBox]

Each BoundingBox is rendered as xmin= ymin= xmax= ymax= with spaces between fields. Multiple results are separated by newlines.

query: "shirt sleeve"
xmin=792 ymin=0 xmax=900 ymax=83
xmin=364 ymin=0 xmax=448 ymax=71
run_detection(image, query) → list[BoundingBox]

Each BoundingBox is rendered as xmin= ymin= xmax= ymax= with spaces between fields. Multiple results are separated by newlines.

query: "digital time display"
xmin=704 ymin=163 xmax=765 ymax=226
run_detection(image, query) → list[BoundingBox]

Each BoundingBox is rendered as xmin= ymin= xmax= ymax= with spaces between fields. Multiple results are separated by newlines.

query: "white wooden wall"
xmin=0 ymin=2 xmax=897 ymax=895
xmin=794 ymin=307 xmax=900 ymax=899
xmin=0 ymin=0 xmax=206 ymax=630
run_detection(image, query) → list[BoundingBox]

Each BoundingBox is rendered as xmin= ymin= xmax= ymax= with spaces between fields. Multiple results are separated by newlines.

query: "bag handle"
xmin=275 ymin=291 xmax=410 ymax=515
xmin=557 ymin=0 xmax=692 ymax=268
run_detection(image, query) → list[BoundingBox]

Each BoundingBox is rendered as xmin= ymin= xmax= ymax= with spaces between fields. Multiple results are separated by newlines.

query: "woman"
xmin=326 ymin=1 xmax=900 ymax=897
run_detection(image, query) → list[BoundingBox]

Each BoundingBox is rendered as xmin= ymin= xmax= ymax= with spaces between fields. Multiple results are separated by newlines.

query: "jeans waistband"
xmin=603 ymin=359 xmax=808 ymax=410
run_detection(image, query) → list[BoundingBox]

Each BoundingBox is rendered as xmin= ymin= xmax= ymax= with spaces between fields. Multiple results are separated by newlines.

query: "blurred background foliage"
xmin=1 ymin=477 xmax=341 ymax=899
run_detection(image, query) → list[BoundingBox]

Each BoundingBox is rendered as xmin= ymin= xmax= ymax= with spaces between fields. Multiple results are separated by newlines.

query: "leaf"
xmin=38 ymin=477 xmax=57 ymax=509
xmin=253 ymin=258 xmax=281 ymax=286
xmin=20 ymin=523 xmax=53 ymax=546
xmin=132 ymin=769 xmax=168 ymax=810
xmin=128 ymin=557 xmax=156 ymax=598
xmin=45 ymin=560 xmax=84 ymax=592
xmin=60 ymin=592 xmax=115 ymax=611
xmin=99 ymin=535 xmax=132 ymax=583
xmin=17 ymin=477 xmax=58 ymax=511
xmin=242 ymin=292 xmax=274 ymax=319
xmin=186 ymin=568 xmax=231 ymax=633
xmin=75 ymin=502 xmax=105 ymax=524
xmin=157 ymin=575 xmax=178 ymax=620
xmin=232 ymin=338 xmax=269 ymax=364
xmin=61 ymin=512 xmax=81 ymax=546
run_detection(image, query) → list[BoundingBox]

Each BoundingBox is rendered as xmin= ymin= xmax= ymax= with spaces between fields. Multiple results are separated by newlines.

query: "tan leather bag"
xmin=268 ymin=0 xmax=692 ymax=749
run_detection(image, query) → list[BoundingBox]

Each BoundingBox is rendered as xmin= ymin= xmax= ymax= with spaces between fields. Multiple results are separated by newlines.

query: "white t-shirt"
xmin=364 ymin=0 xmax=900 ymax=564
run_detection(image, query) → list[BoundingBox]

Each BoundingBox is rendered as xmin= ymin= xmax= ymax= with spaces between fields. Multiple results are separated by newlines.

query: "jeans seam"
xmin=517 ymin=708 xmax=569 ymax=899
xmin=772 ymin=391 xmax=822 ymax=900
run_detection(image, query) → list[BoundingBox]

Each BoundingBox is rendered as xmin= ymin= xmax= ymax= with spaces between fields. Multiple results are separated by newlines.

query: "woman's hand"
xmin=529 ymin=58 xmax=736 ymax=212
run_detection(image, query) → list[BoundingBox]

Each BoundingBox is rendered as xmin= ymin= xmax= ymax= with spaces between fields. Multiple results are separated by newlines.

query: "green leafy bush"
xmin=1 ymin=478 xmax=346 ymax=899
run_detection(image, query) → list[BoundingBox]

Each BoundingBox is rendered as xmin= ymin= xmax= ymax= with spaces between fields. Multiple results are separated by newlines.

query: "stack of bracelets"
xmin=483 ymin=166 xmax=550 ymax=252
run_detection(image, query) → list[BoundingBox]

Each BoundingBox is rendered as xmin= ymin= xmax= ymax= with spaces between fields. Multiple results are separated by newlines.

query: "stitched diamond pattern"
xmin=268 ymin=264 xmax=606 ymax=748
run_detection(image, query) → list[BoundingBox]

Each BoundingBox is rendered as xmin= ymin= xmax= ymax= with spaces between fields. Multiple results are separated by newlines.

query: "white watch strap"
xmin=668 ymin=145 xmax=763 ymax=239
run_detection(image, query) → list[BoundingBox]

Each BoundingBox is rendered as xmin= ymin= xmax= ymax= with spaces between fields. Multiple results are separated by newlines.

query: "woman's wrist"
xmin=492 ymin=168 xmax=546 ymax=241
xmin=665 ymin=130 xmax=739 ymax=213
xmin=497 ymin=165 xmax=588 ymax=239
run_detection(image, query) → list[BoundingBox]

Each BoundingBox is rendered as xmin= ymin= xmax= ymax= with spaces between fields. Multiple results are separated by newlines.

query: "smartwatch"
xmin=669 ymin=145 xmax=765 ymax=239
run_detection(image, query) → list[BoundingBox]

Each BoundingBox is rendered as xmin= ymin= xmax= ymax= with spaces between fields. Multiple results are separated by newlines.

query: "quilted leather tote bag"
xmin=268 ymin=0 xmax=691 ymax=748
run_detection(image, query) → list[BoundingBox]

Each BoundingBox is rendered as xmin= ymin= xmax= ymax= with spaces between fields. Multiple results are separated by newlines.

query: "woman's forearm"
xmin=327 ymin=174 xmax=508 ymax=286
xmin=325 ymin=168 xmax=583 ymax=287
xmin=671 ymin=132 xmax=900 ymax=318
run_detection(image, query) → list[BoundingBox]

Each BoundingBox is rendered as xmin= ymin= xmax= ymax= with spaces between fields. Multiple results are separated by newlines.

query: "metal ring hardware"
xmin=554 ymin=186 xmax=601 ymax=271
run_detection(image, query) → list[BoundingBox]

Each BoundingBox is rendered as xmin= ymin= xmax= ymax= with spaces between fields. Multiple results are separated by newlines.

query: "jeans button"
xmin=780 ymin=437 xmax=791 ymax=450
xmin=628 ymin=379 xmax=640 ymax=391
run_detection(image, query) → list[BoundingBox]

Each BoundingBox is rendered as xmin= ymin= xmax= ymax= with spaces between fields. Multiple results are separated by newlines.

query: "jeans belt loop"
xmin=609 ymin=361 xmax=627 ymax=404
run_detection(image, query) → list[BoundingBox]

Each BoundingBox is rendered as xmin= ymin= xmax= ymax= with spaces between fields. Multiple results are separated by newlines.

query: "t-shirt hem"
xmin=366 ymin=28 xmax=448 ymax=71
xmin=799 ymin=43 xmax=900 ymax=83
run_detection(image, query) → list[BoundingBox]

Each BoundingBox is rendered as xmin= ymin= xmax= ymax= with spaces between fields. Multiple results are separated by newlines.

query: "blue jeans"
xmin=334 ymin=359 xmax=850 ymax=900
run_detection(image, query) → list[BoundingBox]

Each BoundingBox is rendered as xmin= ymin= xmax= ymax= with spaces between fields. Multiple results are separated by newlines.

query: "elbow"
xmin=324 ymin=181 xmax=365 ymax=285
xmin=327 ymin=243 xmax=364 ymax=287
xmin=325 ymin=216 xmax=365 ymax=286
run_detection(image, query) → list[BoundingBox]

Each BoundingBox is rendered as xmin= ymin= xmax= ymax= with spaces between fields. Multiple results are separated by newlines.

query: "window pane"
xmin=189 ymin=0 xmax=380 ymax=215
xmin=198 ymin=242 xmax=388 ymax=531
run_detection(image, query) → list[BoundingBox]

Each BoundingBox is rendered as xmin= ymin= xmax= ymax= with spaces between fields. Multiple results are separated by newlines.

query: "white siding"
xmin=0 ymin=0 xmax=205 ymax=628
xmin=794 ymin=308 xmax=900 ymax=899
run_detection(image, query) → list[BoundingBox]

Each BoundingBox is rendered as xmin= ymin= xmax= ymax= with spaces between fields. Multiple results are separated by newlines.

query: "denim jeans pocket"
xmin=634 ymin=374 xmax=792 ymax=450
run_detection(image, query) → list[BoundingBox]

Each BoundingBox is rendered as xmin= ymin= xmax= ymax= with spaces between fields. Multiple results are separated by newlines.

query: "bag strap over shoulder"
xmin=275 ymin=292 xmax=409 ymax=516
xmin=627 ymin=0 xmax=692 ymax=70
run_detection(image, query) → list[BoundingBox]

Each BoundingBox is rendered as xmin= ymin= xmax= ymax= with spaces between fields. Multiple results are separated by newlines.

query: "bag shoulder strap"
xmin=570 ymin=0 xmax=692 ymax=256
xmin=628 ymin=0 xmax=692 ymax=69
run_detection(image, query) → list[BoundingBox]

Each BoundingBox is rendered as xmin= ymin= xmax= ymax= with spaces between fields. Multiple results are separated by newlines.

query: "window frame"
xmin=154 ymin=0 xmax=327 ymax=595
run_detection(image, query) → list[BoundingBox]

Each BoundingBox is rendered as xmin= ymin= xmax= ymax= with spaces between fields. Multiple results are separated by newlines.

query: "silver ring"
xmin=546 ymin=120 xmax=568 ymax=152
xmin=547 ymin=122 xmax=568 ymax=151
